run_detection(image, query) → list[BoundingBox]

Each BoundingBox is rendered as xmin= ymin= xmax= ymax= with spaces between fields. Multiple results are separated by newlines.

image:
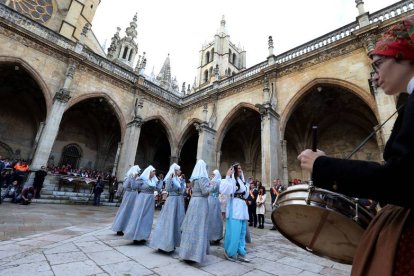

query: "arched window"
xmin=204 ymin=70 xmax=209 ymax=83
xmin=128 ymin=50 xmax=134 ymax=61
xmin=122 ymin=46 xmax=129 ymax=59
xmin=209 ymin=67 xmax=213 ymax=78
xmin=232 ymin=53 xmax=237 ymax=65
xmin=205 ymin=52 xmax=210 ymax=64
xmin=228 ymin=50 xmax=232 ymax=62
xmin=60 ymin=144 xmax=82 ymax=169
xmin=211 ymin=48 xmax=214 ymax=61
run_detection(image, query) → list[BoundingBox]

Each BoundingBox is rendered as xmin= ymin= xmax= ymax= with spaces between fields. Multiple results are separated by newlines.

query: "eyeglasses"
xmin=371 ymin=58 xmax=387 ymax=73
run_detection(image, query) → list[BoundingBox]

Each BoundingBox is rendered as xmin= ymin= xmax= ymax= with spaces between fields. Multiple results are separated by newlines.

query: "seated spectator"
xmin=1 ymin=180 xmax=21 ymax=203
xmin=18 ymin=185 xmax=34 ymax=205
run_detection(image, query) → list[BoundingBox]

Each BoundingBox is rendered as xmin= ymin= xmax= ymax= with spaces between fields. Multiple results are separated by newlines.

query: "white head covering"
xmin=125 ymin=165 xmax=141 ymax=179
xmin=190 ymin=159 xmax=208 ymax=181
xmin=140 ymin=165 xmax=158 ymax=186
xmin=164 ymin=163 xmax=180 ymax=181
xmin=211 ymin=169 xmax=221 ymax=183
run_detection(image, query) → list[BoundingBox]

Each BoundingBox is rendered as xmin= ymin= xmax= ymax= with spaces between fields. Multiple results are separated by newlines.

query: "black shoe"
xmin=133 ymin=240 xmax=146 ymax=245
xmin=248 ymin=223 xmax=253 ymax=226
xmin=270 ymin=226 xmax=277 ymax=230
xmin=116 ymin=231 xmax=124 ymax=236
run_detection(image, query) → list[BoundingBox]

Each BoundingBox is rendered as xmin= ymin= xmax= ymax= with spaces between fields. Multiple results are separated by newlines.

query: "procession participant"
xmin=111 ymin=165 xmax=140 ymax=235
xmin=124 ymin=165 xmax=161 ymax=244
xmin=179 ymin=159 xmax=215 ymax=263
xmin=150 ymin=163 xmax=186 ymax=253
xmin=219 ymin=163 xmax=250 ymax=263
xmin=207 ymin=169 xmax=224 ymax=244
xmin=298 ymin=15 xmax=414 ymax=276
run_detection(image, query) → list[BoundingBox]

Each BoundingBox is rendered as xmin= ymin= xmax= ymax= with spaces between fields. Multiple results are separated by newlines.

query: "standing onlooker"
xmin=246 ymin=182 xmax=258 ymax=227
xmin=256 ymin=186 xmax=266 ymax=229
xmin=33 ymin=166 xmax=48 ymax=199
xmin=218 ymin=193 xmax=227 ymax=220
xmin=93 ymin=176 xmax=104 ymax=206
xmin=183 ymin=180 xmax=192 ymax=212
xmin=108 ymin=176 xmax=117 ymax=203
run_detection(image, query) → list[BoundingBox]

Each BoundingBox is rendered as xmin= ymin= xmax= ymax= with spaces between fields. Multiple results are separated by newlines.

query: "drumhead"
xmin=272 ymin=185 xmax=373 ymax=264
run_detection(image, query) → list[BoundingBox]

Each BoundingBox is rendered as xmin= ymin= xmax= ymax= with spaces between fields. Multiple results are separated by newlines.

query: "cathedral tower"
xmin=195 ymin=16 xmax=246 ymax=89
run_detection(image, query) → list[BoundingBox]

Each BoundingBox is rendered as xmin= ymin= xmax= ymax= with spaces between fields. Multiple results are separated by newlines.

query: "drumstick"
xmin=311 ymin=126 xmax=317 ymax=152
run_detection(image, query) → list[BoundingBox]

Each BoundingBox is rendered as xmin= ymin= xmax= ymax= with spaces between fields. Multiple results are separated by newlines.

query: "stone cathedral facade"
xmin=0 ymin=0 xmax=413 ymax=187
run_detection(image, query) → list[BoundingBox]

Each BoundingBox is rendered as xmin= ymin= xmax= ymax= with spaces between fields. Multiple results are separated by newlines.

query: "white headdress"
xmin=125 ymin=165 xmax=140 ymax=179
xmin=211 ymin=169 xmax=221 ymax=183
xmin=164 ymin=163 xmax=180 ymax=181
xmin=190 ymin=159 xmax=208 ymax=181
xmin=140 ymin=165 xmax=158 ymax=186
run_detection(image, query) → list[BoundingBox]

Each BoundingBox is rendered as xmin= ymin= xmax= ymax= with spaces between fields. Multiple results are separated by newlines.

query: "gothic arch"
xmin=0 ymin=56 xmax=52 ymax=113
xmin=176 ymin=118 xmax=203 ymax=157
xmin=280 ymin=78 xmax=378 ymax=137
xmin=142 ymin=115 xmax=175 ymax=152
xmin=67 ymin=92 xmax=126 ymax=138
xmin=0 ymin=141 xmax=14 ymax=159
xmin=215 ymin=102 xmax=260 ymax=153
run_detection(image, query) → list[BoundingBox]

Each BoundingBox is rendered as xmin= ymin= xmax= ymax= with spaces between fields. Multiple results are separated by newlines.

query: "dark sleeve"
xmin=313 ymin=95 xmax=414 ymax=208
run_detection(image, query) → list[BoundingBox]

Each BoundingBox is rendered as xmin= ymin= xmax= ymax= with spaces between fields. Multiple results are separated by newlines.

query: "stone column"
xmin=116 ymin=118 xmax=142 ymax=179
xmin=28 ymin=121 xmax=45 ymax=162
xmin=30 ymin=61 xmax=77 ymax=170
xmin=281 ymin=139 xmax=289 ymax=186
xmin=195 ymin=122 xmax=216 ymax=171
xmin=258 ymin=104 xmax=281 ymax=189
xmin=111 ymin=142 xmax=122 ymax=176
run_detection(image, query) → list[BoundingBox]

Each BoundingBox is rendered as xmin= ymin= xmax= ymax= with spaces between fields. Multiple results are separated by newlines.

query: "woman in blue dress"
xmin=208 ymin=169 xmax=223 ymax=244
xmin=179 ymin=159 xmax=215 ymax=263
xmin=150 ymin=163 xmax=186 ymax=252
xmin=111 ymin=165 xmax=140 ymax=235
xmin=124 ymin=165 xmax=162 ymax=243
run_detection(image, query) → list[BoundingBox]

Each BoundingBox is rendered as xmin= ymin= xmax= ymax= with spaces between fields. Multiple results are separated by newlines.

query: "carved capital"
xmin=127 ymin=117 xmax=143 ymax=128
xmin=54 ymin=88 xmax=71 ymax=103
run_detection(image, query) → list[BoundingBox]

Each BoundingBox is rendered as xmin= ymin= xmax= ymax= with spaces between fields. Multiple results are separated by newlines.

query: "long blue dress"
xmin=207 ymin=182 xmax=224 ymax=241
xmin=150 ymin=177 xmax=185 ymax=252
xmin=111 ymin=176 xmax=139 ymax=232
xmin=179 ymin=177 xmax=214 ymax=263
xmin=123 ymin=178 xmax=162 ymax=241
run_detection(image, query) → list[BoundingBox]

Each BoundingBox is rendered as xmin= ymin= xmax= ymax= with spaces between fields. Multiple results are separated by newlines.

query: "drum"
xmin=271 ymin=184 xmax=374 ymax=264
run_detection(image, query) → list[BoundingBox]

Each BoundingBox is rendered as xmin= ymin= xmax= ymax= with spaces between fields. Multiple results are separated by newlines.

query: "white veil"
xmin=164 ymin=163 xmax=180 ymax=181
xmin=140 ymin=165 xmax=158 ymax=186
xmin=125 ymin=165 xmax=141 ymax=180
xmin=190 ymin=159 xmax=208 ymax=181
xmin=211 ymin=169 xmax=221 ymax=183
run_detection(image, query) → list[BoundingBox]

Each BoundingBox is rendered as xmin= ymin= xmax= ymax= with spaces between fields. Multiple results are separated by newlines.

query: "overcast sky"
xmin=92 ymin=0 xmax=398 ymax=87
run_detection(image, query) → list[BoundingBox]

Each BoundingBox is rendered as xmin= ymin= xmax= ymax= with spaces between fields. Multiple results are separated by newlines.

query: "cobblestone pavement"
xmin=0 ymin=203 xmax=351 ymax=275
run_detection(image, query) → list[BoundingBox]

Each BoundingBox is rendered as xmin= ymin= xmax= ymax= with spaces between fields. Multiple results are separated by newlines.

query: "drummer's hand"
xmin=297 ymin=149 xmax=326 ymax=172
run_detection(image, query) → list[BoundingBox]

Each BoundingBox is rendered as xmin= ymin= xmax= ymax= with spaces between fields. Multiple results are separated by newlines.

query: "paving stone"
xmin=51 ymin=260 xmax=103 ymax=276
xmin=86 ymin=249 xmax=130 ymax=265
xmin=153 ymin=261 xmax=212 ymax=276
xmin=101 ymin=260 xmax=153 ymax=276
xmin=45 ymin=251 xmax=88 ymax=265
xmin=77 ymin=240 xmax=113 ymax=253
xmin=277 ymin=256 xmax=324 ymax=273
xmin=201 ymin=259 xmax=254 ymax=275
xmin=43 ymin=242 xmax=79 ymax=254
xmin=0 ymin=261 xmax=52 ymax=276
xmin=7 ymin=252 xmax=47 ymax=265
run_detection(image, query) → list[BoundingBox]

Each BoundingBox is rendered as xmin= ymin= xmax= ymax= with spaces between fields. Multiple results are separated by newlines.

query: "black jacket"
xmin=313 ymin=92 xmax=414 ymax=209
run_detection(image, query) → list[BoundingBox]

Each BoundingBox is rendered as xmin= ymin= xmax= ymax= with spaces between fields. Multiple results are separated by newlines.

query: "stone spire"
xmin=125 ymin=13 xmax=138 ymax=40
xmin=107 ymin=27 xmax=121 ymax=59
xmin=218 ymin=15 xmax=228 ymax=36
xmin=156 ymin=54 xmax=172 ymax=90
xmin=355 ymin=0 xmax=369 ymax=27
xmin=106 ymin=13 xmax=139 ymax=68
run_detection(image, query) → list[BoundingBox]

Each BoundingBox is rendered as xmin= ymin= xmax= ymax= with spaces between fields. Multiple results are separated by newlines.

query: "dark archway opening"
xmin=179 ymin=126 xmax=199 ymax=179
xmin=135 ymin=120 xmax=171 ymax=175
xmin=0 ymin=63 xmax=47 ymax=161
